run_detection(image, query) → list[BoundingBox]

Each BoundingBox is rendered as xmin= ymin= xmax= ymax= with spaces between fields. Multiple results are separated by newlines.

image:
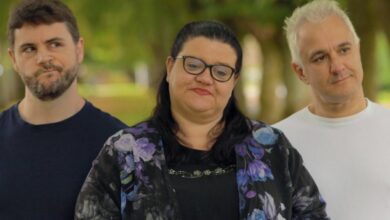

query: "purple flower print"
xmin=237 ymin=169 xmax=249 ymax=187
xmin=133 ymin=138 xmax=156 ymax=162
xmin=247 ymin=160 xmax=274 ymax=182
xmin=124 ymin=154 xmax=135 ymax=173
xmin=128 ymin=123 xmax=156 ymax=136
xmin=246 ymin=190 xmax=257 ymax=199
xmin=248 ymin=208 xmax=266 ymax=220
xmin=115 ymin=133 xmax=136 ymax=152
xmin=253 ymin=127 xmax=278 ymax=145
xmin=236 ymin=143 xmax=248 ymax=157
xmin=248 ymin=146 xmax=265 ymax=160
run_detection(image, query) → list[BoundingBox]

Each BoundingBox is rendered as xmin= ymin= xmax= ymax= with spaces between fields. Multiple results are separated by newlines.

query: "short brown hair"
xmin=7 ymin=0 xmax=80 ymax=47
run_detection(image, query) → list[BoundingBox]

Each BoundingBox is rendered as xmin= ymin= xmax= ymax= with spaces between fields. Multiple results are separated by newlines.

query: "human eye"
xmin=339 ymin=46 xmax=351 ymax=54
xmin=212 ymin=66 xmax=231 ymax=79
xmin=20 ymin=46 xmax=36 ymax=57
xmin=185 ymin=58 xmax=203 ymax=72
xmin=50 ymin=41 xmax=62 ymax=48
xmin=312 ymin=54 xmax=327 ymax=63
xmin=21 ymin=46 xmax=36 ymax=54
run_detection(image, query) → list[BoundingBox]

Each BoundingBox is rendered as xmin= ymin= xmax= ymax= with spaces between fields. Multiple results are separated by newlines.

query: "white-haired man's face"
xmin=292 ymin=15 xmax=364 ymax=104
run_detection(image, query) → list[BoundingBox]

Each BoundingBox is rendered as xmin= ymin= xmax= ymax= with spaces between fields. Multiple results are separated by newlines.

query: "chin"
xmin=192 ymin=106 xmax=212 ymax=113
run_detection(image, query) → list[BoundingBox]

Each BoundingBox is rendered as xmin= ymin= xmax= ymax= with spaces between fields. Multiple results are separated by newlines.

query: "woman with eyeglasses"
xmin=75 ymin=21 xmax=328 ymax=220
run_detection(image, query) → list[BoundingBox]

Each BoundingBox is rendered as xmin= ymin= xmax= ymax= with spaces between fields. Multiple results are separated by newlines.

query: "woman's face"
xmin=166 ymin=36 xmax=238 ymax=121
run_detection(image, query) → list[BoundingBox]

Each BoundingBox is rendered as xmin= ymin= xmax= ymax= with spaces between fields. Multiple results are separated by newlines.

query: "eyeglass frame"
xmin=174 ymin=56 xmax=237 ymax=82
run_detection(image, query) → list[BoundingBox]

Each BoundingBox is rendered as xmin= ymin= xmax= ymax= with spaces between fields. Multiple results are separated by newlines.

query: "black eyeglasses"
xmin=175 ymin=56 xmax=236 ymax=82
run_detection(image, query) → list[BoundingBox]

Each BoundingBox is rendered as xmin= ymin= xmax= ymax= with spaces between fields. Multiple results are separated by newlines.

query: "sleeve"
xmin=280 ymin=132 xmax=330 ymax=220
xmin=74 ymin=137 xmax=122 ymax=220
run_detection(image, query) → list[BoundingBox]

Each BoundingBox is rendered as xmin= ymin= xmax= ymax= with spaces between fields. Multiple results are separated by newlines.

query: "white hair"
xmin=284 ymin=0 xmax=360 ymax=66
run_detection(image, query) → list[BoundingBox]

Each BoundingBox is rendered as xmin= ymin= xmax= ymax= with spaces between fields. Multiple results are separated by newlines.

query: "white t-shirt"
xmin=273 ymin=100 xmax=390 ymax=220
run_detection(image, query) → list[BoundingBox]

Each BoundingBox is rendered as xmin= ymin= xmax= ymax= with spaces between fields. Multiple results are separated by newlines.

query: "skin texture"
xmin=8 ymin=22 xmax=85 ymax=124
xmin=292 ymin=15 xmax=366 ymax=117
xmin=165 ymin=36 xmax=238 ymax=149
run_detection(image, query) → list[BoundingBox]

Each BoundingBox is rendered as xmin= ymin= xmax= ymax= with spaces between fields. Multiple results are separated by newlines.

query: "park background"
xmin=1 ymin=0 xmax=390 ymax=125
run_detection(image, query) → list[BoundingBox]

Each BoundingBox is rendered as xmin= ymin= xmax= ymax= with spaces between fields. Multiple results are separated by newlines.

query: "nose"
xmin=330 ymin=56 xmax=346 ymax=74
xmin=36 ymin=49 xmax=53 ymax=65
xmin=195 ymin=67 xmax=213 ymax=84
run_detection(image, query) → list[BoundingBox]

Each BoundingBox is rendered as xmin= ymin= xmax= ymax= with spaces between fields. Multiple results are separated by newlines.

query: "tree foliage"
xmin=1 ymin=0 xmax=389 ymax=122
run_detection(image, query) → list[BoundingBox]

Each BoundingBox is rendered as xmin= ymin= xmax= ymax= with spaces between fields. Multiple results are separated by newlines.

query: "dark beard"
xmin=23 ymin=63 xmax=79 ymax=101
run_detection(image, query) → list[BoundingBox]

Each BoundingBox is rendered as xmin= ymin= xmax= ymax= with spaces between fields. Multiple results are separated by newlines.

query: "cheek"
xmin=167 ymin=71 xmax=177 ymax=88
xmin=217 ymin=83 xmax=235 ymax=102
xmin=15 ymin=59 xmax=32 ymax=74
xmin=168 ymin=71 xmax=187 ymax=94
xmin=351 ymin=59 xmax=364 ymax=76
xmin=306 ymin=67 xmax=327 ymax=83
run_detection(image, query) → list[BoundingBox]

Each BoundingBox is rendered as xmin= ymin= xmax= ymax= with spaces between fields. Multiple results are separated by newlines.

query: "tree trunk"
xmin=258 ymin=37 xmax=285 ymax=124
xmin=377 ymin=0 xmax=390 ymax=44
xmin=280 ymin=37 xmax=310 ymax=119
xmin=348 ymin=0 xmax=378 ymax=100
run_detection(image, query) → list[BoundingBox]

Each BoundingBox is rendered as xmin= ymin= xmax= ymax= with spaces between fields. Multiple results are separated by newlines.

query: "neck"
xmin=309 ymin=94 xmax=367 ymax=118
xmin=172 ymin=110 xmax=223 ymax=151
xmin=18 ymin=82 xmax=85 ymax=125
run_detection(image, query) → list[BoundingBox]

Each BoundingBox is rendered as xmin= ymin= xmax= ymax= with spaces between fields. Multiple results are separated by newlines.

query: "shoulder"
xmin=273 ymin=107 xmax=308 ymax=129
xmin=83 ymin=101 xmax=127 ymax=129
xmin=246 ymin=120 xmax=297 ymax=159
xmin=369 ymin=100 xmax=390 ymax=115
xmin=244 ymin=120 xmax=293 ymax=156
xmin=0 ymin=104 xmax=17 ymax=124
xmin=250 ymin=122 xmax=303 ymax=169
xmin=250 ymin=120 xmax=283 ymax=146
xmin=104 ymin=120 xmax=160 ymax=153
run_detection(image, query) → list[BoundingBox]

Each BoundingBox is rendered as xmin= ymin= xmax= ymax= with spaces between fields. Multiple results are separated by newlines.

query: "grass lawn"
xmin=2 ymin=84 xmax=390 ymax=124
xmin=0 ymin=83 xmax=156 ymax=126
xmin=86 ymin=95 xmax=155 ymax=125
xmin=79 ymin=83 xmax=156 ymax=125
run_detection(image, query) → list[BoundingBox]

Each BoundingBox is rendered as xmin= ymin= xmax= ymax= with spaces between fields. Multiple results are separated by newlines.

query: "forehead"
xmin=297 ymin=15 xmax=355 ymax=54
xmin=13 ymin=22 xmax=73 ymax=47
xmin=179 ymin=37 xmax=237 ymax=65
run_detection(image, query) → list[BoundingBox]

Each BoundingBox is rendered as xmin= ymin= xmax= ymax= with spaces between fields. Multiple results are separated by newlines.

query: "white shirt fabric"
xmin=273 ymin=100 xmax=390 ymax=220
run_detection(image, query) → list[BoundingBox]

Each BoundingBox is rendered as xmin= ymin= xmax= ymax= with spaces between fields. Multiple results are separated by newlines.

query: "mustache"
xmin=35 ymin=62 xmax=63 ymax=77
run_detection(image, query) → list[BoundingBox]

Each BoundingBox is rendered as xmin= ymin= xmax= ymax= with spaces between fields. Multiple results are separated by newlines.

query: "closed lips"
xmin=191 ymin=88 xmax=211 ymax=95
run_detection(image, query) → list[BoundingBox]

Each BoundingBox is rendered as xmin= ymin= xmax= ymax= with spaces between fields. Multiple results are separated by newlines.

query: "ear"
xmin=76 ymin=37 xmax=84 ymax=64
xmin=8 ymin=48 xmax=19 ymax=72
xmin=292 ymin=62 xmax=309 ymax=84
xmin=165 ymin=56 xmax=174 ymax=82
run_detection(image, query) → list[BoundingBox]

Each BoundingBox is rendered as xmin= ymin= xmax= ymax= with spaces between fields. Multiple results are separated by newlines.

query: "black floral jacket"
xmin=75 ymin=120 xmax=329 ymax=220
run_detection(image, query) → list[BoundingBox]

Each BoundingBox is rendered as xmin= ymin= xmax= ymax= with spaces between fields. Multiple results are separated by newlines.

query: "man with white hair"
xmin=274 ymin=0 xmax=390 ymax=219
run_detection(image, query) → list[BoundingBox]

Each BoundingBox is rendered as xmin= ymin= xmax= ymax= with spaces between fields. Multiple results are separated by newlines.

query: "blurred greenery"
xmin=79 ymin=83 xmax=156 ymax=125
xmin=377 ymin=32 xmax=390 ymax=90
xmin=1 ymin=0 xmax=390 ymax=124
xmin=0 ymin=83 xmax=156 ymax=126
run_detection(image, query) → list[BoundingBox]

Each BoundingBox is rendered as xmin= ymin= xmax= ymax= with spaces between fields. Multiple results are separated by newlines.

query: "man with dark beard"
xmin=0 ymin=0 xmax=127 ymax=219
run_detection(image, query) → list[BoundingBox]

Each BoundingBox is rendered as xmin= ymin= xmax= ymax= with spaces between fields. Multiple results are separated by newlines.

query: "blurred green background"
xmin=1 ymin=0 xmax=390 ymax=125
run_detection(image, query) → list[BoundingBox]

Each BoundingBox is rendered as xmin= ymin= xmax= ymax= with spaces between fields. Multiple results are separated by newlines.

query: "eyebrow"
xmin=309 ymin=41 xmax=352 ymax=60
xmin=186 ymin=55 xmax=235 ymax=68
xmin=214 ymin=61 xmax=235 ymax=68
xmin=18 ymin=43 xmax=35 ymax=51
xmin=337 ymin=42 xmax=352 ymax=48
xmin=309 ymin=49 xmax=326 ymax=61
xmin=18 ymin=37 xmax=65 ymax=51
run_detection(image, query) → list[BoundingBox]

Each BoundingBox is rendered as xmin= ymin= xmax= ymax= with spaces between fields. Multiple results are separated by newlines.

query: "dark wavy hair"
xmin=151 ymin=20 xmax=251 ymax=165
xmin=7 ymin=0 xmax=80 ymax=47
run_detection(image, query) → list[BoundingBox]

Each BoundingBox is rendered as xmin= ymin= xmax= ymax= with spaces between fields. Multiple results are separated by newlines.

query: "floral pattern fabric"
xmin=75 ymin=120 xmax=329 ymax=220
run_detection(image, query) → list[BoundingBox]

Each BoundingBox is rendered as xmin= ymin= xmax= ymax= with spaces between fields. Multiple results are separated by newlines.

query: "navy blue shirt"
xmin=0 ymin=101 xmax=127 ymax=220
